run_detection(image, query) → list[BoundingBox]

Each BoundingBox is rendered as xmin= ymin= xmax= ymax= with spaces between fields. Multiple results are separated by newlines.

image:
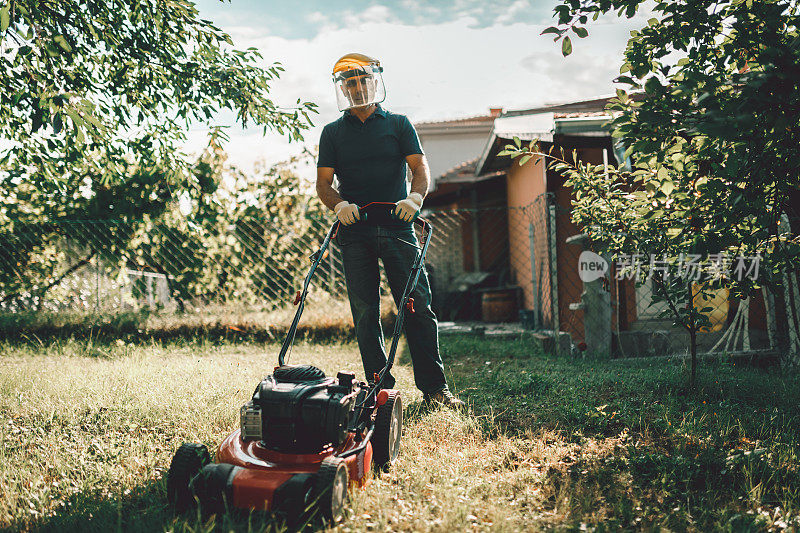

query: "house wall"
xmin=504 ymin=143 xmax=624 ymax=338
xmin=417 ymin=131 xmax=493 ymax=188
xmin=505 ymin=154 xmax=554 ymax=326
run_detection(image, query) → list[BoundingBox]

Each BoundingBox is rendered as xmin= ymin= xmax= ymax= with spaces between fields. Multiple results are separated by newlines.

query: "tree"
xmin=0 ymin=137 xmax=332 ymax=312
xmin=0 ymin=0 xmax=317 ymax=218
xmin=0 ymin=0 xmax=320 ymax=311
xmin=510 ymin=0 xmax=800 ymax=378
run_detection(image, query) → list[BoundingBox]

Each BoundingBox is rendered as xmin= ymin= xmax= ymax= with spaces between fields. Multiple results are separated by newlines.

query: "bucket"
xmin=481 ymin=288 xmax=518 ymax=323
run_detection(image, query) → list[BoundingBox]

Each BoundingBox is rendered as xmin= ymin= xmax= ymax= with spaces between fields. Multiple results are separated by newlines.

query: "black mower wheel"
xmin=273 ymin=473 xmax=316 ymax=529
xmin=167 ymin=443 xmax=210 ymax=513
xmin=372 ymin=390 xmax=402 ymax=470
xmin=314 ymin=457 xmax=348 ymax=524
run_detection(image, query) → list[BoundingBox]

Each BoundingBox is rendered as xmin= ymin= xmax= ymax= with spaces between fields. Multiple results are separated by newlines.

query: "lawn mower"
xmin=166 ymin=202 xmax=432 ymax=525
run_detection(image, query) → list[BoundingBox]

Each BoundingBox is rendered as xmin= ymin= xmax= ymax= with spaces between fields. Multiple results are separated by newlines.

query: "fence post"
xmin=470 ymin=189 xmax=480 ymax=271
xmin=95 ymin=254 xmax=100 ymax=310
xmin=528 ymin=222 xmax=540 ymax=328
xmin=548 ymin=201 xmax=559 ymax=335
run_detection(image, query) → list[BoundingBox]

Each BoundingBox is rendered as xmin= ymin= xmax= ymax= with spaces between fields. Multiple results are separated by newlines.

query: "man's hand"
xmin=395 ymin=192 xmax=423 ymax=222
xmin=335 ymin=201 xmax=360 ymax=225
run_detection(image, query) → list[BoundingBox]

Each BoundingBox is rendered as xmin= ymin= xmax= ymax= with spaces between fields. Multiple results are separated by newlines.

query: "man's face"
xmin=343 ymin=73 xmax=376 ymax=107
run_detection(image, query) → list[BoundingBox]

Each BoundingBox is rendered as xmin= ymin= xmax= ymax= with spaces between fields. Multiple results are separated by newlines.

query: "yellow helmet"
xmin=331 ymin=53 xmax=386 ymax=111
xmin=332 ymin=53 xmax=381 ymax=76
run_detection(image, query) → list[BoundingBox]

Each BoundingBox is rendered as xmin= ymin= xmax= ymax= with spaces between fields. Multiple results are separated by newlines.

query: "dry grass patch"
xmin=1 ymin=335 xmax=799 ymax=532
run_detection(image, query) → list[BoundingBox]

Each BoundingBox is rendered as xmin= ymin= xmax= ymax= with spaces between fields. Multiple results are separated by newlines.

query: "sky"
xmin=185 ymin=0 xmax=649 ymax=176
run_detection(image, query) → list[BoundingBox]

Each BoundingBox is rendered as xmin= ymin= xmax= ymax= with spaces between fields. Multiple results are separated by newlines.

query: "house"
xmin=415 ymin=109 xmax=500 ymax=192
xmin=416 ymin=96 xmax=775 ymax=358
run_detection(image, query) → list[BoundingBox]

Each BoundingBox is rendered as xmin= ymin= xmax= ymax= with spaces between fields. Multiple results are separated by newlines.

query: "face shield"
xmin=333 ymin=64 xmax=386 ymax=111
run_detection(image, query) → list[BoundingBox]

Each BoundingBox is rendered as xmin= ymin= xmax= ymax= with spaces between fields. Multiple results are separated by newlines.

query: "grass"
xmin=1 ymin=334 xmax=799 ymax=532
xmin=0 ymin=294 xmax=394 ymax=344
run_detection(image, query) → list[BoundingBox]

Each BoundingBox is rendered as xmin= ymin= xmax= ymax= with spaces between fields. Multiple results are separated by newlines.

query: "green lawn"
xmin=1 ymin=335 xmax=798 ymax=532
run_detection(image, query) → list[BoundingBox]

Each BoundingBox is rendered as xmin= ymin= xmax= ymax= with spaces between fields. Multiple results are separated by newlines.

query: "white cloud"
xmin=306 ymin=11 xmax=327 ymax=25
xmin=190 ymin=13 xmax=641 ymax=180
xmin=305 ymin=11 xmax=338 ymax=34
xmin=343 ymin=5 xmax=399 ymax=28
xmin=400 ymin=0 xmax=442 ymax=24
xmin=495 ymin=0 xmax=531 ymax=25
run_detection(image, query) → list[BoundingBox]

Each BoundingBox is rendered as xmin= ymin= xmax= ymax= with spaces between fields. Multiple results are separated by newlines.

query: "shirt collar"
xmin=344 ymin=104 xmax=386 ymax=122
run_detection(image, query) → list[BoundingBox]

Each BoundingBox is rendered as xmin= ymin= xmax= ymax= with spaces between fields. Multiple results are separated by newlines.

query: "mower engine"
xmin=240 ymin=364 xmax=362 ymax=453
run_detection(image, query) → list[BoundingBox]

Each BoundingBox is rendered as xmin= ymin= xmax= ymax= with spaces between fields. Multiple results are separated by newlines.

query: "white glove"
xmin=394 ymin=192 xmax=423 ymax=222
xmin=334 ymin=201 xmax=360 ymax=225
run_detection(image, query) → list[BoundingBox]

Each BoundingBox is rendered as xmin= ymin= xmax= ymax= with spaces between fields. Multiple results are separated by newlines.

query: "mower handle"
xmin=357 ymin=202 xmax=428 ymax=229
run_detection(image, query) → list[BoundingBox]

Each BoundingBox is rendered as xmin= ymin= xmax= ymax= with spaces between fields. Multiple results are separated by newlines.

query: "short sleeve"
xmin=397 ymin=115 xmax=424 ymax=157
xmin=317 ymin=124 xmax=337 ymax=168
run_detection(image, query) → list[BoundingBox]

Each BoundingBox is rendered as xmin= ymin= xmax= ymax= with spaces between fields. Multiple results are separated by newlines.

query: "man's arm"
xmin=406 ymin=153 xmax=430 ymax=198
xmin=394 ymin=153 xmax=430 ymax=222
xmin=316 ymin=166 xmax=344 ymax=211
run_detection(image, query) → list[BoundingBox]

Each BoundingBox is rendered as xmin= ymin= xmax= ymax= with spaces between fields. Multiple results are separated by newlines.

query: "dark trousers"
xmin=337 ymin=224 xmax=447 ymax=394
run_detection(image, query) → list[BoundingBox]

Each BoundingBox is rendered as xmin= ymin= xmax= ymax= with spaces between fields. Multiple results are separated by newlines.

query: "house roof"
xmin=436 ymin=157 xmax=505 ymax=184
xmin=424 ymin=97 xmax=623 ymax=196
xmin=502 ymin=95 xmax=615 ymax=117
xmin=439 ymin=157 xmax=479 ymax=179
xmin=553 ymin=111 xmax=610 ymax=119
xmin=415 ymin=114 xmax=496 ymax=127
xmin=425 ymin=157 xmax=506 ymax=204
xmin=473 ymin=104 xmax=616 ymax=176
xmin=415 ymin=108 xmax=502 ymax=135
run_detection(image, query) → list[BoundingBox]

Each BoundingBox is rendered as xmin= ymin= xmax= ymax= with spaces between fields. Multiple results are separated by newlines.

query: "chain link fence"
xmin=0 ymin=216 xmax=345 ymax=314
xmin=1 ymin=196 xmax=794 ymax=360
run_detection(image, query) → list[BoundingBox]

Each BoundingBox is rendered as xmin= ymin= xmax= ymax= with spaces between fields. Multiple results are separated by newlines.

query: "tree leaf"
xmin=572 ymin=26 xmax=588 ymax=38
xmin=562 ymin=36 xmax=573 ymax=56
xmin=53 ymin=36 xmax=72 ymax=52
xmin=0 ymin=5 xmax=9 ymax=32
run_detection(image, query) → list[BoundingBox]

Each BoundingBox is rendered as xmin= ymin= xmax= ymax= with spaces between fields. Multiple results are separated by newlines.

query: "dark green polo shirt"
xmin=317 ymin=105 xmax=424 ymax=211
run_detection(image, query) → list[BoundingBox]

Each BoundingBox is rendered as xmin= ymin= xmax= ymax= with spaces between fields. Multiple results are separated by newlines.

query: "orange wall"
xmin=506 ymin=155 xmax=555 ymax=326
xmin=504 ymin=146 xmax=618 ymax=338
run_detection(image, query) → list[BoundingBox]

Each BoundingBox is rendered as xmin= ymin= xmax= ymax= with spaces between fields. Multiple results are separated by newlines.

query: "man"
xmin=316 ymin=53 xmax=462 ymax=408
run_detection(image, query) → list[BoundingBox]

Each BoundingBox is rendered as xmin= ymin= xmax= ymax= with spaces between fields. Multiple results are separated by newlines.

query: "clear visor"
xmin=333 ymin=66 xmax=386 ymax=111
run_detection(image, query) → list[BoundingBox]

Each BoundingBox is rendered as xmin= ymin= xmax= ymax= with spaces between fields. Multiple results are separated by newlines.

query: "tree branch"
xmin=1 ymin=250 xmax=95 ymax=306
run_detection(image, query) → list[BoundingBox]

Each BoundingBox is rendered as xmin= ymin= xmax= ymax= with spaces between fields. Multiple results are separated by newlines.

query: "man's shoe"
xmin=423 ymin=388 xmax=464 ymax=409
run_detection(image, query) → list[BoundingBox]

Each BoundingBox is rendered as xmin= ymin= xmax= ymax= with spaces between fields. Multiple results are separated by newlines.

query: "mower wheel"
xmin=190 ymin=463 xmax=238 ymax=517
xmin=314 ymin=456 xmax=348 ymax=524
xmin=372 ymin=390 xmax=402 ymax=470
xmin=167 ymin=443 xmax=210 ymax=513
